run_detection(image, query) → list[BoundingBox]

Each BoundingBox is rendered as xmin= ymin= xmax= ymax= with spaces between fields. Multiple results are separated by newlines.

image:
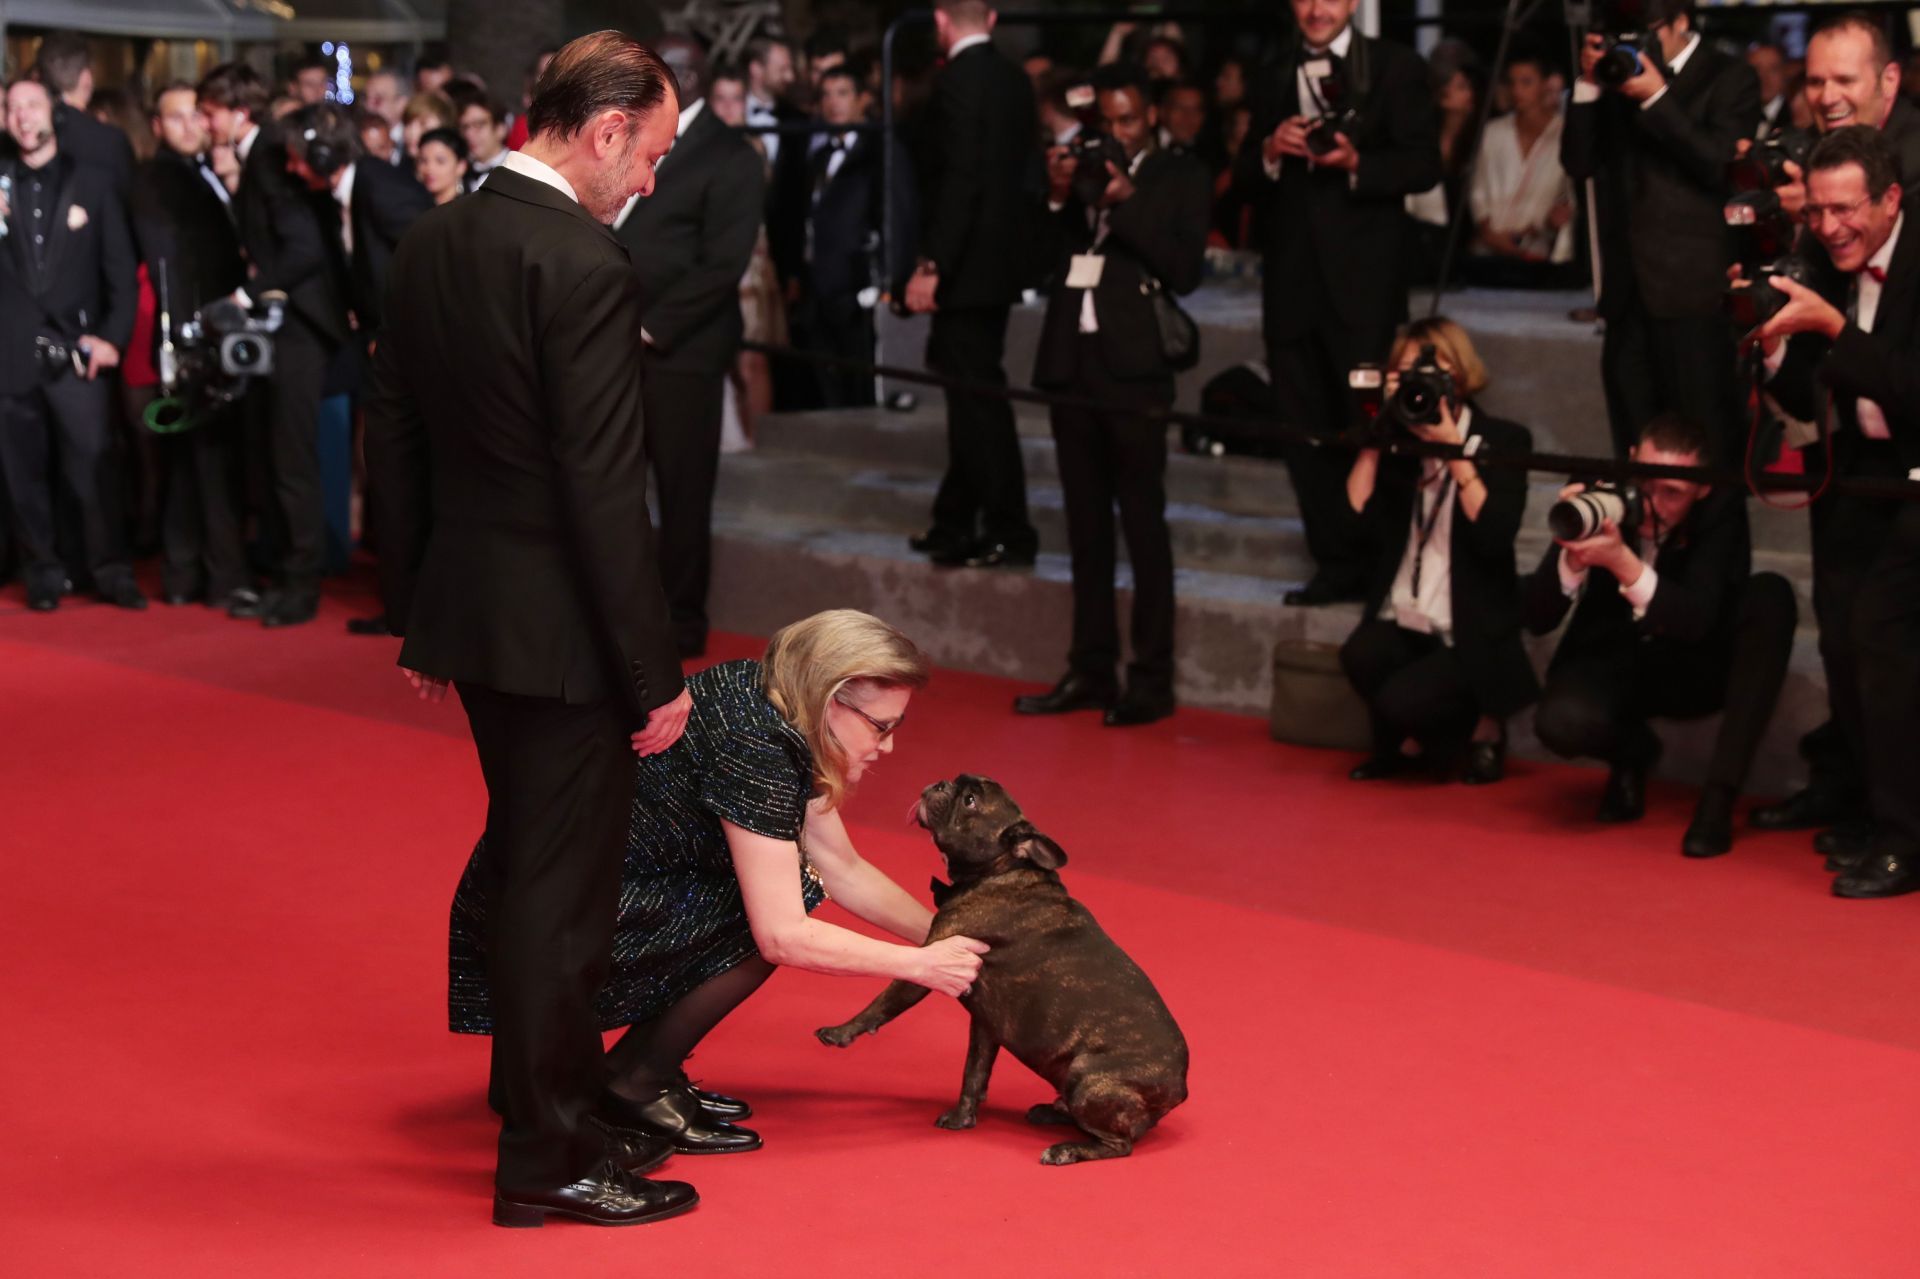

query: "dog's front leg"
xmin=814 ymin=980 xmax=931 ymax=1047
xmin=935 ymin=1017 xmax=999 ymax=1130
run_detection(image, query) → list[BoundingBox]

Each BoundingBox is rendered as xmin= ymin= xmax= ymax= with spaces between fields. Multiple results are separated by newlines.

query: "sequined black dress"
xmin=448 ymin=659 xmax=826 ymax=1033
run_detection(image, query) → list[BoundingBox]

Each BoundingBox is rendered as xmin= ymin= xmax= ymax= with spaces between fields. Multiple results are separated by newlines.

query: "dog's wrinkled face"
xmin=916 ymin=775 xmax=1067 ymax=880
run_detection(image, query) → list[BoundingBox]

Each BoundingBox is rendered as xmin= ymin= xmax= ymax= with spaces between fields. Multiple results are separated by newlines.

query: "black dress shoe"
xmin=492 ymin=1157 xmax=697 ymax=1228
xmin=1749 ymin=785 xmax=1853 ymax=832
xmin=598 ymin=1084 xmax=762 ymax=1154
xmin=101 ymin=578 xmax=149 ymax=610
xmin=934 ymin=538 xmax=1037 ymax=570
xmin=1013 ymin=671 xmax=1118 ymax=716
xmin=1103 ymin=689 xmax=1174 ymax=727
xmin=345 ymin=612 xmax=389 ymax=636
xmin=1461 ymin=738 xmax=1507 ymax=786
xmin=1349 ymin=753 xmax=1412 ymax=782
xmin=1682 ymin=791 xmax=1735 ymax=859
xmin=260 ymin=590 xmax=319 ymax=628
xmin=589 ymin=1117 xmax=676 ymax=1175
xmin=1597 ymin=762 xmax=1648 ymax=823
xmin=1832 ymin=852 xmax=1920 ymax=899
xmin=677 ymin=1072 xmax=751 ymax=1122
xmin=908 ymin=527 xmax=971 ymax=558
xmin=25 ymin=581 xmax=60 ymax=612
xmin=163 ymin=588 xmax=203 ymax=607
xmin=1819 ymin=823 xmax=1876 ymax=873
xmin=1282 ymin=575 xmax=1365 ymax=607
xmin=219 ymin=588 xmax=262 ymax=618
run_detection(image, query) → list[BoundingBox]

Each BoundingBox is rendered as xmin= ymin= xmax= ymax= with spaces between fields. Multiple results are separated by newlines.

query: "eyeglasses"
xmin=833 ymin=696 xmax=903 ymax=739
xmin=1804 ymin=196 xmax=1874 ymax=227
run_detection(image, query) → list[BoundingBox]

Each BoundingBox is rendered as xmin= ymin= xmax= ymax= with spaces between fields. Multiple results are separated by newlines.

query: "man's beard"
xmin=583 ymin=128 xmax=644 ymax=223
xmin=14 ymin=125 xmax=53 ymax=153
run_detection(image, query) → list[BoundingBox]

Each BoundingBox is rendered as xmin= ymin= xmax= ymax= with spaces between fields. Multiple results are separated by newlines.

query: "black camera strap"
xmin=1409 ymin=468 xmax=1454 ymax=600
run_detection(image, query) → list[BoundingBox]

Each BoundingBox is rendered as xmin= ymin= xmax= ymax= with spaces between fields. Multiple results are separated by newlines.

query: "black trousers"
xmin=800 ymin=291 xmax=876 ymax=408
xmin=926 ymin=305 xmax=1034 ymax=548
xmin=264 ymin=325 xmax=331 ymax=595
xmin=1533 ymin=573 xmax=1797 ymax=791
xmin=1049 ymin=338 xmax=1175 ymax=697
xmin=1340 ymin=619 xmax=1482 ymax=756
xmin=1599 ymin=305 xmax=1741 ymax=462
xmin=1265 ymin=275 xmax=1393 ymax=593
xmin=642 ymin=359 xmax=724 ymax=654
xmin=458 ymin=682 xmax=631 ymax=1193
xmin=158 ymin=406 xmax=247 ymax=600
xmin=1854 ymin=505 xmax=1920 ymax=859
xmin=0 ymin=373 xmax=133 ymax=593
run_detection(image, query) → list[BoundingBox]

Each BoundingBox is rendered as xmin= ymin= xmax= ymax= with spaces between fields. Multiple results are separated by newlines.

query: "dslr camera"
xmin=1721 ymin=185 xmax=1811 ymax=330
xmin=1348 ymin=343 xmax=1459 ymax=439
xmin=1730 ymin=126 xmax=1815 ymax=192
xmin=1303 ymin=58 xmax=1361 ymax=156
xmin=1549 ymin=481 xmax=1643 ymax=541
xmin=1066 ymin=129 xmax=1130 ymax=207
xmin=147 ymin=287 xmax=287 ymax=434
xmin=1587 ymin=0 xmax=1658 ymax=88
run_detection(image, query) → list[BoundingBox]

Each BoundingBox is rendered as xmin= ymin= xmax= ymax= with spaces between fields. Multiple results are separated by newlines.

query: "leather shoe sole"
xmin=493 ymin=1180 xmax=698 ymax=1228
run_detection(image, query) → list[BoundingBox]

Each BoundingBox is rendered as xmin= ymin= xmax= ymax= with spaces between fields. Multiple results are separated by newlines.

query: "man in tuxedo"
xmin=1748 ymin=43 xmax=1789 ymax=139
xmin=1013 ymin=65 xmax=1210 ymax=728
xmin=198 ymin=61 xmax=353 ymax=628
xmin=794 ymin=64 xmax=917 ymax=408
xmin=130 ymin=81 xmax=250 ymax=610
xmin=904 ymin=0 xmax=1041 ymax=570
xmin=32 ymin=31 xmax=134 ymax=202
xmin=365 ymin=31 xmax=698 ymax=1225
xmin=1240 ymin=0 xmax=1441 ymax=606
xmin=1562 ymin=0 xmax=1760 ymax=461
xmin=458 ymin=95 xmax=512 ymax=191
xmin=612 ymin=37 xmax=765 ymax=660
xmin=1524 ymin=415 xmax=1797 ymax=857
xmin=1752 ymin=126 xmax=1920 ymax=897
xmin=745 ymin=37 xmax=798 ymax=169
xmin=0 ymin=77 xmax=141 ymax=613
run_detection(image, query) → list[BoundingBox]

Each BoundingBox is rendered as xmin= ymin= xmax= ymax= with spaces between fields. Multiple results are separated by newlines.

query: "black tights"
xmin=604 ymin=957 xmax=776 ymax=1100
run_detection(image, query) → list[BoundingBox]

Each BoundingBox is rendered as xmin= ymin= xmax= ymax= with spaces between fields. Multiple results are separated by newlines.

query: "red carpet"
xmin=2 ymin=581 xmax=1916 ymax=1276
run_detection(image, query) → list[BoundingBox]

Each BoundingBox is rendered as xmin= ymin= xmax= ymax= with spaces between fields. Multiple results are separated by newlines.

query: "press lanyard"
xmin=1410 ymin=470 xmax=1453 ymax=600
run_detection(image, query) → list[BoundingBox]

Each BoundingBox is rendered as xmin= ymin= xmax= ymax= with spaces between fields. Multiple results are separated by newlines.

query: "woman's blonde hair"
xmin=1391 ymin=315 xmax=1490 ymax=398
xmin=403 ymin=90 xmax=459 ymax=129
xmin=761 ymin=609 xmax=930 ymax=810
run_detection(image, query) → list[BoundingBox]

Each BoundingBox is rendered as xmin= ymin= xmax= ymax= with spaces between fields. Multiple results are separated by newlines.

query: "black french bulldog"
xmin=816 ymin=775 xmax=1189 ymax=1164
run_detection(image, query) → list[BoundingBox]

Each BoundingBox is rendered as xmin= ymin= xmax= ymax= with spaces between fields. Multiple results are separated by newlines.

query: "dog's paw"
xmin=934 ymin=1108 xmax=977 ymax=1130
xmin=1039 ymin=1141 xmax=1087 ymax=1165
xmin=814 ymin=1023 xmax=861 ymax=1048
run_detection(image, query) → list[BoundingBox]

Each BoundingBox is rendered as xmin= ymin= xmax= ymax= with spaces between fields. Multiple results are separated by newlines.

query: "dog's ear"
xmin=1002 ymin=820 xmax=1068 ymax=870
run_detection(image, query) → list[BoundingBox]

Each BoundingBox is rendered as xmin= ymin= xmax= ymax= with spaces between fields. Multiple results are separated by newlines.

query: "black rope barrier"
xmin=741 ymin=339 xmax=1920 ymax=502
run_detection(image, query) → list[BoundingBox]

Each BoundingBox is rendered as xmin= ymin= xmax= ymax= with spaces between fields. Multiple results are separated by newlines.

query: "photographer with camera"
xmin=1524 ymin=414 xmax=1795 ymax=857
xmin=1563 ymin=0 xmax=1760 ymax=461
xmin=1239 ymin=0 xmax=1440 ymax=606
xmin=1747 ymin=126 xmax=1920 ymax=897
xmin=1012 ymin=64 xmax=1209 ymax=727
xmin=1338 ymin=318 xmax=1538 ymax=783
xmin=0 ymin=76 xmax=141 ymax=613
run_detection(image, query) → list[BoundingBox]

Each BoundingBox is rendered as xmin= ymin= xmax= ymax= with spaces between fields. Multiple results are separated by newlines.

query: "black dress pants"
xmin=801 ymin=291 xmax=876 ymax=408
xmin=265 ymin=325 xmax=332 ymax=596
xmin=1048 ymin=337 xmax=1175 ymax=697
xmin=1534 ymin=573 xmax=1797 ymax=790
xmin=641 ymin=357 xmax=724 ymax=654
xmin=0 ymin=373 xmax=133 ymax=594
xmin=926 ymin=305 xmax=1034 ymax=549
xmin=159 ymin=407 xmax=247 ymax=600
xmin=458 ymin=682 xmax=631 ymax=1193
xmin=1854 ymin=505 xmax=1920 ymax=859
xmin=1340 ymin=619 xmax=1481 ymax=756
xmin=1599 ymin=305 xmax=1741 ymax=462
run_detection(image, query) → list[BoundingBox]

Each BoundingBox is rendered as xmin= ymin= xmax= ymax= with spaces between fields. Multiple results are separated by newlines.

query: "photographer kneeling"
xmin=1524 ymin=415 xmax=1796 ymax=857
xmin=1339 ymin=318 xmax=1538 ymax=784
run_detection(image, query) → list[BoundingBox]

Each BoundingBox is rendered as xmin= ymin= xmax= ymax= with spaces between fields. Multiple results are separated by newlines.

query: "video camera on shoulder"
xmin=146 ymin=280 xmax=287 ymax=434
xmin=1303 ymin=58 xmax=1361 ymax=156
xmin=1347 ymin=343 xmax=1458 ymax=441
xmin=1549 ymin=481 xmax=1643 ymax=541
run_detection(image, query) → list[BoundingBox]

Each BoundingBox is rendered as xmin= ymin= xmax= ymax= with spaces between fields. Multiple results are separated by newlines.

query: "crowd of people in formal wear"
xmin=4 ymin=0 xmax=1920 ymax=908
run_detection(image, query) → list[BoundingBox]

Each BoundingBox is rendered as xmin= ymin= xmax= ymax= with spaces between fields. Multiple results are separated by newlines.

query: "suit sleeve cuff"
xmin=1572 ymin=81 xmax=1602 ymax=105
xmin=1622 ymin=563 xmax=1659 ymax=617
xmin=1262 ymin=153 xmax=1282 ymax=181
xmin=1558 ymin=553 xmax=1589 ymax=598
xmin=1639 ymin=85 xmax=1670 ymax=111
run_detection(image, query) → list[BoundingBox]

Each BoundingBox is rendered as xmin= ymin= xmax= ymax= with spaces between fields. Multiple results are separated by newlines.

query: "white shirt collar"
xmin=1868 ymin=212 xmax=1903 ymax=278
xmin=237 ymin=124 xmax=260 ymax=162
xmin=948 ymin=33 xmax=992 ymax=59
xmin=332 ymin=161 xmax=356 ymax=209
xmin=1667 ymin=33 xmax=1702 ymax=78
xmin=499 ymin=149 xmax=579 ymax=204
xmin=1308 ymin=25 xmax=1355 ymax=58
xmin=678 ymin=97 xmax=705 ymax=138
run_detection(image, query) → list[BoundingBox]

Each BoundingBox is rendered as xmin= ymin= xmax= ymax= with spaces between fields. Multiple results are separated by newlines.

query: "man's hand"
xmin=1312 ymin=131 xmax=1360 ymax=174
xmin=1774 ymin=159 xmax=1807 ymax=219
xmin=81 ymin=338 xmax=120 ymax=381
xmin=1757 ymin=275 xmax=1846 ymax=348
xmin=1267 ymin=116 xmax=1314 ymax=163
xmin=1617 ymin=53 xmax=1668 ymax=103
xmin=1045 ymin=145 xmax=1076 ymax=204
xmin=631 ymin=687 xmax=694 ymax=757
xmin=1099 ymin=159 xmax=1136 ymax=206
xmin=1557 ymin=518 xmax=1641 ymax=583
xmin=1410 ymin=397 xmax=1465 ymax=447
xmin=402 ymin=668 xmax=451 ymax=703
xmin=1547 ymin=197 xmax=1575 ymax=230
xmin=905 ymin=265 xmax=939 ymax=314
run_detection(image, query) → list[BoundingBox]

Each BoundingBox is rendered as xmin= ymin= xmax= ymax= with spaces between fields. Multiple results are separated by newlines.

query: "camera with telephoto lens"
xmin=1721 ymin=188 xmax=1811 ymax=330
xmin=1067 ymin=129 xmax=1130 ymax=208
xmin=145 ymin=289 xmax=287 ymax=434
xmin=1549 ymin=481 xmax=1644 ymax=541
xmin=1347 ymin=343 xmax=1458 ymax=440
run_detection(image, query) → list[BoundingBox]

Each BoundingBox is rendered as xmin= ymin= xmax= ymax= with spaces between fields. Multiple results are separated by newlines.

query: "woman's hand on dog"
xmin=917 ymin=936 xmax=990 ymax=997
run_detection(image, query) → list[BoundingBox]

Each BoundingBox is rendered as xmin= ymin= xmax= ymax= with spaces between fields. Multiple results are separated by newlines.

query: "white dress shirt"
xmin=1381 ymin=406 xmax=1471 ymax=639
xmin=1469 ymin=111 xmax=1575 ymax=263
xmin=1263 ymin=25 xmax=1358 ymax=188
xmin=948 ymin=32 xmax=992 ymax=59
xmin=747 ymin=91 xmax=781 ymax=166
xmin=1558 ymin=516 xmax=1662 ymax=619
xmin=823 ymin=129 xmax=858 ymax=184
xmin=236 ymin=124 xmax=260 ymax=164
xmin=332 ymin=161 xmax=357 ymax=257
xmin=499 ymin=148 xmax=580 ymax=204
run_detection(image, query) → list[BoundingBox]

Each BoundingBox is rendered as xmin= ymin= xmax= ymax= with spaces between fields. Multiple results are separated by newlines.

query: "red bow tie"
xmin=1866 ymin=265 xmax=1888 ymax=283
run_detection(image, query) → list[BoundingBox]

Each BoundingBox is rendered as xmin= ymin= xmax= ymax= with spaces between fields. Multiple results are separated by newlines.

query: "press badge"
xmin=1067 ymin=254 xmax=1105 ymax=290
xmin=1305 ymin=58 xmax=1333 ymax=81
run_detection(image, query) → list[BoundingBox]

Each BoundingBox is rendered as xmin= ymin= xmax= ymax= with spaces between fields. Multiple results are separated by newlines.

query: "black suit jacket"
xmin=615 ymin=105 xmax=767 ymax=374
xmin=53 ymin=103 xmax=135 ymax=203
xmin=1524 ymin=484 xmax=1751 ymax=666
xmin=803 ymin=129 xmax=918 ymax=301
xmin=234 ymin=125 xmax=350 ymax=344
xmin=1358 ymin=411 xmax=1540 ymax=717
xmin=1881 ymin=97 xmax=1920 ymax=188
xmin=363 ymin=167 xmax=683 ymax=724
xmin=1562 ymin=43 xmax=1761 ymax=320
xmin=1239 ymin=33 xmax=1441 ymax=343
xmin=131 ymin=150 xmax=245 ymax=329
xmin=342 ymin=160 xmax=431 ymax=335
xmin=918 ymin=41 xmax=1042 ymax=310
xmin=1031 ymin=145 xmax=1211 ymax=389
xmin=0 ymin=152 xmax=137 ymax=394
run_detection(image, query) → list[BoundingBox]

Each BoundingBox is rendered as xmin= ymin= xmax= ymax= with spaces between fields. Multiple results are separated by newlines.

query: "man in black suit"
xmin=613 ymin=37 xmax=766 ymax=659
xmin=198 ymin=62 xmax=353 ymax=628
xmin=793 ymin=64 xmax=917 ymax=408
xmin=1012 ymin=65 xmax=1210 ymax=728
xmin=1524 ymin=415 xmax=1797 ymax=857
xmin=0 ymin=76 xmax=142 ymax=613
xmin=33 ymin=32 xmax=134 ymax=202
xmin=1752 ymin=127 xmax=1920 ymax=897
xmin=131 ymin=81 xmax=250 ymax=610
xmin=903 ymin=0 xmax=1041 ymax=570
xmin=1240 ymin=0 xmax=1442 ymax=606
xmin=1562 ymin=0 xmax=1760 ymax=461
xmin=365 ymin=32 xmax=698 ymax=1225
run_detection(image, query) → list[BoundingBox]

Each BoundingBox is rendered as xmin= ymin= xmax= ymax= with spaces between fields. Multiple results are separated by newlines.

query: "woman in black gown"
xmin=448 ymin=610 xmax=987 ymax=1153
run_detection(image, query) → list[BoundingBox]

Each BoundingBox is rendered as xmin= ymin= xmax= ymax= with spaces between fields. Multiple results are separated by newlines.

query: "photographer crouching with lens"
xmin=1524 ymin=414 xmax=1796 ymax=858
xmin=1339 ymin=319 xmax=1538 ymax=784
xmin=1745 ymin=125 xmax=1920 ymax=898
